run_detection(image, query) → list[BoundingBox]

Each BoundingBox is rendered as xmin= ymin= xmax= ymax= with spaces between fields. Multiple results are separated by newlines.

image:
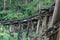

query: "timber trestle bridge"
xmin=0 ymin=0 xmax=60 ymax=40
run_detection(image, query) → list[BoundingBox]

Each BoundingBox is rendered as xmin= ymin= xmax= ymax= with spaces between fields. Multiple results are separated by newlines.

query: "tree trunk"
xmin=10 ymin=0 xmax=11 ymax=9
xmin=49 ymin=0 xmax=60 ymax=27
xmin=4 ymin=0 xmax=6 ymax=10
xmin=25 ymin=0 xmax=28 ymax=5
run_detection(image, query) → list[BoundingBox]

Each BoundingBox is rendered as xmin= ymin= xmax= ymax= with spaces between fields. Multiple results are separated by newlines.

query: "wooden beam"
xmin=1 ymin=13 xmax=51 ymax=25
xmin=47 ymin=28 xmax=58 ymax=37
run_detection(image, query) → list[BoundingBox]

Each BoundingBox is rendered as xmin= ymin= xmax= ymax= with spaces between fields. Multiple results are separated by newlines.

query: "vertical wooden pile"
xmin=41 ymin=16 xmax=48 ymax=40
xmin=10 ymin=24 xmax=14 ymax=40
xmin=30 ymin=21 xmax=34 ymax=40
xmin=18 ymin=22 xmax=23 ymax=40
xmin=36 ymin=17 xmax=41 ymax=40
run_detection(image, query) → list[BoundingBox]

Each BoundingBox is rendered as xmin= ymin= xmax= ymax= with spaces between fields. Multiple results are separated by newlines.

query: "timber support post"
xmin=9 ymin=24 xmax=14 ymax=40
xmin=26 ymin=22 xmax=30 ymax=40
xmin=36 ymin=16 xmax=41 ymax=40
xmin=18 ymin=22 xmax=23 ymax=40
xmin=30 ymin=21 xmax=34 ymax=40
xmin=26 ymin=19 xmax=34 ymax=40
xmin=41 ymin=16 xmax=48 ymax=40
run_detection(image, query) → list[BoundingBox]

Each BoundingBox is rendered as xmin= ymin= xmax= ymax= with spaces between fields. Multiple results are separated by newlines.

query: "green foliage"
xmin=0 ymin=0 xmax=54 ymax=21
